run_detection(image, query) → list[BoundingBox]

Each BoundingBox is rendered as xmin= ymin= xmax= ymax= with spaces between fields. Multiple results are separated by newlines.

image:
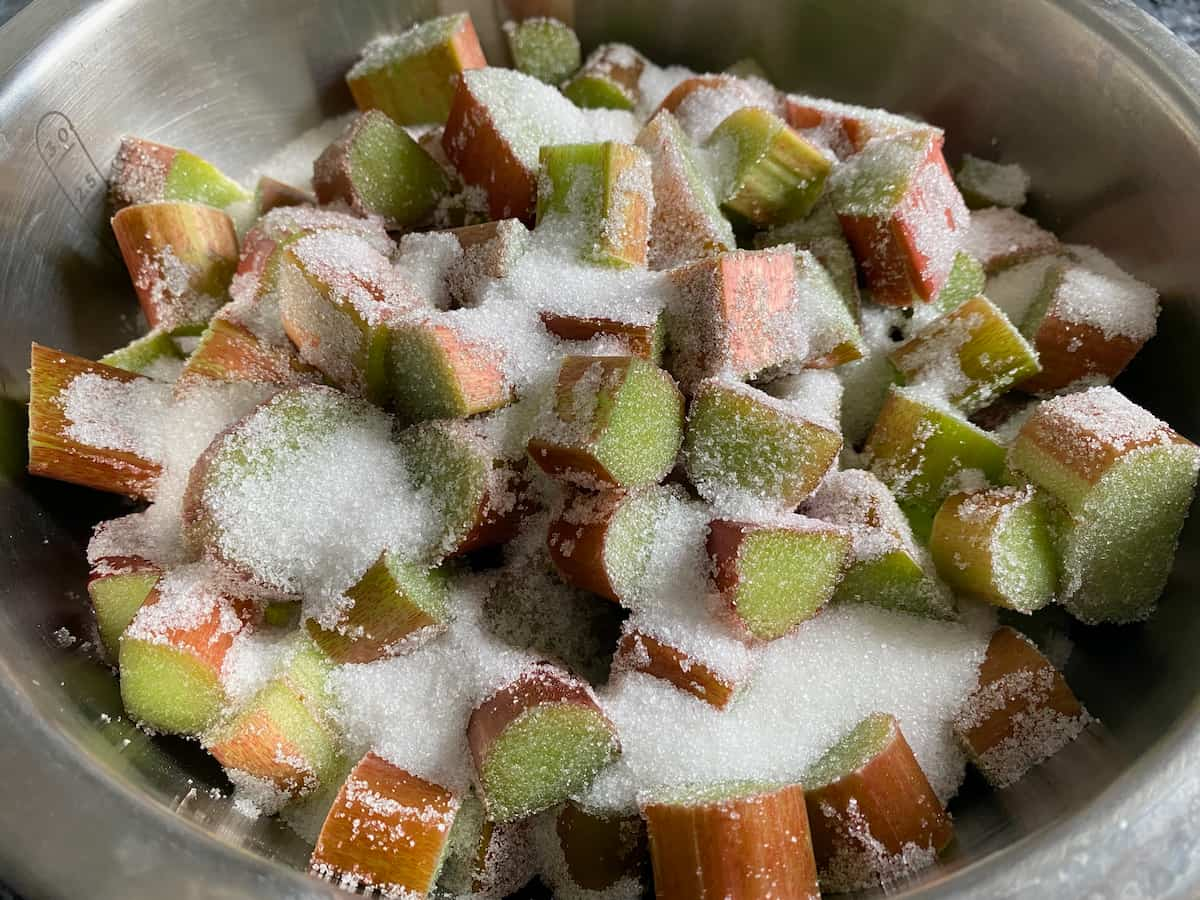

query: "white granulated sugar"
xmin=124 ymin=561 xmax=248 ymax=644
xmin=61 ymin=373 xmax=172 ymax=463
xmin=838 ymin=305 xmax=908 ymax=452
xmin=198 ymin=390 xmax=440 ymax=619
xmin=227 ymin=769 xmax=294 ymax=818
xmin=1039 ymin=385 xmax=1175 ymax=453
xmin=958 ymin=155 xmax=1030 ymax=209
xmin=893 ymin=307 xmax=983 ymax=401
xmin=133 ymin=243 xmax=225 ymax=334
xmin=140 ymin=353 xmax=186 ymax=383
xmin=252 ymin=112 xmax=357 ymax=192
xmin=962 ymin=207 xmax=1058 ymax=272
xmin=584 ymin=603 xmax=992 ymax=813
xmin=636 ymin=63 xmax=696 ymax=118
xmin=985 ymin=254 xmax=1060 ymax=327
xmin=220 ymin=628 xmax=295 ymax=706
xmin=394 ymin=231 xmax=464 ymax=310
xmin=1047 ymin=245 xmax=1159 ymax=341
xmin=671 ymin=75 xmax=780 ymax=144
xmin=761 ymin=368 xmax=843 ymax=432
xmin=804 ymin=469 xmax=921 ymax=564
xmin=580 ymin=108 xmax=641 ymax=144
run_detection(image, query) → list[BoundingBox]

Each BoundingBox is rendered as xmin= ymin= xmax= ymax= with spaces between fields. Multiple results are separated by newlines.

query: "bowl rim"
xmin=1 ymin=0 xmax=1198 ymax=897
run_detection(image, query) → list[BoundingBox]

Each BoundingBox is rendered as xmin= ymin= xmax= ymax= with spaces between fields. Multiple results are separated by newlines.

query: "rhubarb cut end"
xmin=119 ymin=638 xmax=226 ymax=735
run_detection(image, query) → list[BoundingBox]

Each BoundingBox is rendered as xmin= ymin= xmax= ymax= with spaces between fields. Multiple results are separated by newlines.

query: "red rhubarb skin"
xmin=556 ymin=803 xmax=647 ymax=891
xmin=1020 ymin=315 xmax=1144 ymax=394
xmin=546 ymin=491 xmax=625 ymax=601
xmin=614 ymin=628 xmax=737 ymax=709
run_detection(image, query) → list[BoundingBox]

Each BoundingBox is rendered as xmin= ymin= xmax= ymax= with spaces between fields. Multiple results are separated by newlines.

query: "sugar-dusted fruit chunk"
xmin=562 ymin=43 xmax=646 ymax=111
xmin=656 ymin=74 xmax=782 ymax=144
xmin=962 ymin=206 xmax=1059 ymax=275
xmin=310 ymin=751 xmax=461 ymax=897
xmin=109 ymin=136 xmax=252 ymax=210
xmin=864 ymin=386 xmax=1007 ymax=541
xmin=88 ymin=556 xmax=160 ymax=658
xmin=790 ymin=249 xmax=865 ymax=368
xmin=890 ymin=295 xmax=1040 ymax=413
xmin=784 ymin=93 xmax=935 ymax=159
xmin=503 ymin=16 xmax=580 ymax=84
xmin=443 ymin=67 xmax=593 ymax=221
xmin=346 ymin=12 xmax=486 ymax=125
xmin=118 ymin=565 xmax=257 ymax=735
xmin=445 ymin=218 xmax=531 ymax=306
xmin=664 ymin=247 xmax=805 ymax=391
xmin=541 ymin=802 xmax=647 ymax=896
xmin=803 ymin=712 xmax=953 ymax=893
xmin=755 ymin=198 xmax=862 ymax=320
xmin=111 ymin=202 xmax=239 ymax=333
xmin=804 ymin=470 xmax=955 ymax=619
xmin=955 ymin=155 xmax=1030 ymax=210
xmin=1008 ymin=387 xmax=1200 ymax=623
xmin=305 ymin=551 xmax=449 ymax=663
xmin=539 ymin=310 xmax=664 ymax=362
xmin=708 ymin=516 xmax=851 ymax=641
xmin=683 ymin=377 xmax=842 ymax=509
xmin=398 ymin=419 xmax=527 ymax=558
xmin=468 ymin=662 xmax=620 ymax=822
xmin=933 ymin=250 xmax=987 ymax=312
xmin=208 ymin=635 xmax=339 ymax=803
xmin=313 ymin=110 xmax=449 ymax=229
xmin=829 ymin=131 xmax=969 ymax=307
xmin=437 ymin=793 xmax=537 ymax=898
xmin=1018 ymin=246 xmax=1159 ymax=394
xmin=254 ymin=176 xmax=312 ymax=215
xmin=27 ymin=344 xmax=163 ymax=499
xmin=527 ymin=355 xmax=684 ymax=490
xmin=99 ymin=330 xmax=185 ymax=378
xmin=179 ymin=313 xmax=321 ymax=388
xmin=641 ymin=782 xmax=819 ymax=900
xmin=535 ymin=141 xmax=653 ymax=268
xmin=389 ymin=311 xmax=512 ymax=423
xmin=612 ymin=625 xmax=741 ymax=709
xmin=706 ymin=106 xmax=831 ymax=226
xmin=278 ymin=229 xmax=420 ymax=403
xmin=930 ymin=486 xmax=1059 ymax=613
xmin=953 ymin=627 xmax=1090 ymax=787
xmin=546 ymin=488 xmax=650 ymax=601
xmin=635 ymin=110 xmax=735 ymax=269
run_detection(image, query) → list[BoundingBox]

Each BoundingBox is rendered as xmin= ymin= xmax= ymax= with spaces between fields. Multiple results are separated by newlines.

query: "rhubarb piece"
xmin=929 ymin=486 xmax=1059 ymax=613
xmin=438 ymin=793 xmax=537 ymax=897
xmin=760 ymin=368 xmax=843 ymax=433
xmin=118 ymin=567 xmax=257 ymax=735
xmin=955 ymin=155 xmax=1030 ymax=210
xmin=784 ymin=93 xmax=935 ymax=159
xmin=208 ymin=635 xmax=339 ymax=801
xmin=804 ymin=470 xmax=956 ymax=619
xmin=503 ymin=16 xmax=580 ymax=84
xmin=398 ymin=419 xmax=527 ymax=557
xmin=546 ymin=488 xmax=648 ymax=601
xmin=641 ymin=782 xmax=819 ymax=900
xmin=962 ymin=206 xmax=1059 ymax=275
xmin=305 ymin=551 xmax=449 ymax=663
xmin=468 ymin=662 xmax=620 ymax=822
xmin=179 ymin=313 xmax=321 ymax=387
xmin=664 ymin=247 xmax=806 ymax=391
xmin=953 ymin=627 xmax=1089 ymax=787
xmin=87 ymin=557 xmax=160 ymax=658
xmin=708 ymin=517 xmax=851 ymax=641
xmin=683 ymin=377 xmax=842 ymax=509
xmin=254 ymin=176 xmax=312 ymax=215
xmin=934 ymin=250 xmax=987 ymax=312
xmin=111 ymin=202 xmax=239 ymax=333
xmin=864 ymin=386 xmax=1007 ymax=541
xmin=388 ymin=313 xmax=512 ymax=423
xmin=803 ymin=712 xmax=953 ymax=892
xmin=527 ymin=355 xmax=684 ymax=490
xmin=313 ymin=110 xmax=449 ymax=229
xmin=890 ymin=295 xmax=1040 ymax=413
xmin=635 ymin=110 xmax=735 ymax=268
xmin=442 ymin=67 xmax=594 ymax=221
xmin=612 ymin=625 xmax=740 ymax=709
xmin=706 ymin=106 xmax=831 ymax=225
xmin=539 ymin=310 xmax=664 ymax=362
xmin=1018 ymin=247 xmax=1159 ymax=394
xmin=1008 ymin=387 xmax=1200 ymax=623
xmin=445 ymin=218 xmax=531 ymax=306
xmin=562 ymin=43 xmax=645 ymax=110
xmin=346 ymin=13 xmax=487 ymax=125
xmin=754 ymin=199 xmax=861 ymax=321
xmin=109 ymin=136 xmax=251 ymax=210
xmin=829 ymin=131 xmax=969 ymax=307
xmin=27 ymin=344 xmax=162 ymax=499
xmin=656 ymin=74 xmax=782 ymax=144
xmin=791 ymin=249 xmax=865 ymax=368
xmin=544 ymin=802 xmax=647 ymax=894
xmin=277 ymin=229 xmax=419 ymax=403
xmin=535 ymin=141 xmax=653 ymax=268
xmin=99 ymin=330 xmax=185 ymax=377
xmin=310 ymin=752 xmax=461 ymax=896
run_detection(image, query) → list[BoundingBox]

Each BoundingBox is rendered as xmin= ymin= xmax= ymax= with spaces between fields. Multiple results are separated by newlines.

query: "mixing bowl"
xmin=2 ymin=0 xmax=1200 ymax=896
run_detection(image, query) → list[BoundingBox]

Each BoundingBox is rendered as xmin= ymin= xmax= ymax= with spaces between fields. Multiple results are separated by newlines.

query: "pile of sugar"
xmin=1049 ymin=245 xmax=1159 ymax=342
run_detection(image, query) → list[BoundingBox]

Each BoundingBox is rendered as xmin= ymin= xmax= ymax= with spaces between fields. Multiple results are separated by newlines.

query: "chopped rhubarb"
xmin=641 ymin=782 xmax=819 ymax=900
xmin=346 ymin=13 xmax=486 ymax=125
xmin=99 ymin=330 xmax=185 ymax=377
xmin=829 ymin=131 xmax=969 ymax=307
xmin=784 ymin=93 xmax=936 ymax=159
xmin=468 ymin=662 xmax=620 ymax=822
xmin=87 ymin=556 xmax=160 ymax=658
xmin=545 ymin=802 xmax=647 ymax=894
xmin=179 ymin=313 xmax=322 ymax=388
xmin=755 ymin=198 xmax=862 ymax=322
xmin=539 ymin=310 xmax=664 ymax=362
xmin=254 ymin=175 xmax=312 ymax=215
xmin=656 ymin=74 xmax=782 ymax=144
xmin=527 ymin=355 xmax=684 ymax=489
xmin=962 ymin=206 xmax=1059 ymax=275
xmin=612 ymin=625 xmax=741 ymax=709
xmin=803 ymin=712 xmax=953 ymax=892
xmin=791 ymin=249 xmax=865 ymax=368
xmin=445 ymin=218 xmax=531 ymax=305
xmin=953 ymin=627 xmax=1089 ymax=787
xmin=310 ymin=752 xmax=461 ymax=896
xmin=955 ymin=155 xmax=1030 ymax=210
xmin=934 ymin=250 xmax=987 ymax=312
xmin=562 ymin=43 xmax=646 ymax=111
xmin=503 ymin=16 xmax=580 ymax=85
xmin=109 ymin=136 xmax=251 ymax=210
xmin=111 ymin=201 xmax=239 ymax=333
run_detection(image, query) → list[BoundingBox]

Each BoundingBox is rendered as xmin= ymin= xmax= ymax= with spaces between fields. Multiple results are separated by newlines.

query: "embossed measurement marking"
xmin=36 ymin=111 xmax=106 ymax=216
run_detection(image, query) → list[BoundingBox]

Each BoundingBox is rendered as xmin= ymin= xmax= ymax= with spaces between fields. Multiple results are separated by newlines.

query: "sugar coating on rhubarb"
xmin=667 ymin=74 xmax=781 ymax=144
xmin=503 ymin=17 xmax=581 ymax=85
xmin=956 ymin=155 xmax=1030 ymax=210
xmin=835 ymin=305 xmax=909 ymax=450
xmin=761 ymin=368 xmax=843 ymax=433
xmin=784 ymin=93 xmax=937 ymax=158
xmin=962 ymin=206 xmax=1059 ymax=274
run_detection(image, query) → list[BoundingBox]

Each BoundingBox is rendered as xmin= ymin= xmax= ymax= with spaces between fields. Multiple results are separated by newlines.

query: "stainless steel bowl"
xmin=2 ymin=1 xmax=1199 ymax=897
